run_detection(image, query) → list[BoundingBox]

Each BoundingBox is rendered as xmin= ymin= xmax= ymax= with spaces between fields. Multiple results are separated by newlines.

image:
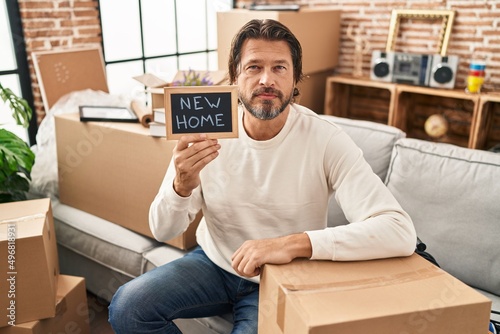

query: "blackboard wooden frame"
xmin=164 ymin=85 xmax=239 ymax=140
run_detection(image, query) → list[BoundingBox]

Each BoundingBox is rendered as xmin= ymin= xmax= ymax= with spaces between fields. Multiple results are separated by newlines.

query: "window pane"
xmin=177 ymin=0 xmax=207 ymax=53
xmin=106 ymin=61 xmax=144 ymax=99
xmin=179 ymin=53 xmax=209 ymax=71
xmin=0 ymin=75 xmax=28 ymax=142
xmin=145 ymin=57 xmax=178 ymax=80
xmin=142 ymin=0 xmax=177 ymax=57
xmin=0 ymin=1 xmax=16 ymax=71
xmin=100 ymin=0 xmax=142 ymax=61
xmin=208 ymin=51 xmax=219 ymax=71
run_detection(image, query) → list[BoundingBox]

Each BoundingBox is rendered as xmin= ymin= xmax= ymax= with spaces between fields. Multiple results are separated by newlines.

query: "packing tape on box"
xmin=280 ymin=265 xmax=444 ymax=293
xmin=0 ymin=213 xmax=46 ymax=224
xmin=131 ymin=100 xmax=153 ymax=128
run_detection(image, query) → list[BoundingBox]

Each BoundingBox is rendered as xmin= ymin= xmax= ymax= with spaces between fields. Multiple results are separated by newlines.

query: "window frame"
xmin=96 ymin=0 xmax=235 ymax=94
xmin=2 ymin=0 xmax=37 ymax=145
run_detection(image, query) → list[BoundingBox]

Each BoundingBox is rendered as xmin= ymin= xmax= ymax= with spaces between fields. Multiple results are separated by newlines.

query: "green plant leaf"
xmin=0 ymin=129 xmax=35 ymax=186
xmin=0 ymin=82 xmax=32 ymax=128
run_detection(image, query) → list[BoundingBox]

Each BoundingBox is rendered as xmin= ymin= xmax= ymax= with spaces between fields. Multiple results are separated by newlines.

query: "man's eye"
xmin=274 ymin=66 xmax=286 ymax=72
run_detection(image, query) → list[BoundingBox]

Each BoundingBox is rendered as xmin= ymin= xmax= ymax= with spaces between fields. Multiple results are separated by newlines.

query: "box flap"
xmin=0 ymin=198 xmax=52 ymax=239
xmin=133 ymin=73 xmax=175 ymax=88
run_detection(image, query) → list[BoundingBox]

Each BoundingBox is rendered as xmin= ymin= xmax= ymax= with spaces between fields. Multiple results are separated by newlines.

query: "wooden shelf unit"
xmin=324 ymin=75 xmax=499 ymax=150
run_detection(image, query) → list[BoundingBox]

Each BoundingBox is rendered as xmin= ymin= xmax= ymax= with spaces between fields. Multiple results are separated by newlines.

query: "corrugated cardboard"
xmin=134 ymin=70 xmax=227 ymax=89
xmin=0 ymin=199 xmax=59 ymax=327
xmin=217 ymin=8 xmax=341 ymax=74
xmin=259 ymin=254 xmax=492 ymax=333
xmin=32 ymin=47 xmax=109 ymax=112
xmin=0 ymin=275 xmax=90 ymax=334
xmin=55 ymin=113 xmax=200 ymax=250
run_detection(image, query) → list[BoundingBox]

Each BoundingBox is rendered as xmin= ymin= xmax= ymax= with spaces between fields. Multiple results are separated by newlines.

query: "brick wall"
xmin=236 ymin=0 xmax=500 ymax=91
xmin=18 ymin=0 xmax=101 ymax=123
xmin=19 ymin=0 xmax=499 ymax=123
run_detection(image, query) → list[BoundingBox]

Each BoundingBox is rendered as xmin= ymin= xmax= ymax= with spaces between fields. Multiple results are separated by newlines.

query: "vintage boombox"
xmin=370 ymin=51 xmax=459 ymax=89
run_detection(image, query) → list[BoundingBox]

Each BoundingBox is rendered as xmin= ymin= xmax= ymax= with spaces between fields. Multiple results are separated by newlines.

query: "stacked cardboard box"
xmin=0 ymin=199 xmax=90 ymax=333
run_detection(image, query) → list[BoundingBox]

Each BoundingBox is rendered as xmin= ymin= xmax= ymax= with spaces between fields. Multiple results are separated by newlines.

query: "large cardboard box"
xmin=0 ymin=199 xmax=59 ymax=327
xmin=217 ymin=8 xmax=341 ymax=75
xmin=217 ymin=8 xmax=340 ymax=113
xmin=259 ymin=254 xmax=492 ymax=333
xmin=55 ymin=113 xmax=200 ymax=250
xmin=0 ymin=275 xmax=90 ymax=334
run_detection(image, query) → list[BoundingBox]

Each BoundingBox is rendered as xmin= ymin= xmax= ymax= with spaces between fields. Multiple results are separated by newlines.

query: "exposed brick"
xmin=78 ymin=27 xmax=101 ymax=35
xmin=23 ymin=20 xmax=56 ymax=29
xmin=72 ymin=36 xmax=102 ymax=44
xmin=73 ymin=9 xmax=99 ymax=17
xmin=21 ymin=11 xmax=72 ymax=19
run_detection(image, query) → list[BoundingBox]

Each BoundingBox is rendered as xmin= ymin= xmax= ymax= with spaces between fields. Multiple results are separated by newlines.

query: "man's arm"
xmin=231 ymin=233 xmax=312 ymax=277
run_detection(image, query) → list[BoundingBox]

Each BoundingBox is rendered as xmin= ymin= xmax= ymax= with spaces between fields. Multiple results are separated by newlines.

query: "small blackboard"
xmin=163 ymin=85 xmax=238 ymax=140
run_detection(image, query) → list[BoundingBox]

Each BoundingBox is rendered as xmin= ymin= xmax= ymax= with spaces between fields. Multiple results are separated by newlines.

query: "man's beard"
xmin=239 ymin=87 xmax=293 ymax=120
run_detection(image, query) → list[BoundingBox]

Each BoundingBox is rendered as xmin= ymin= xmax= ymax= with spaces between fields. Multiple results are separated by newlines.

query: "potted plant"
xmin=0 ymin=82 xmax=35 ymax=203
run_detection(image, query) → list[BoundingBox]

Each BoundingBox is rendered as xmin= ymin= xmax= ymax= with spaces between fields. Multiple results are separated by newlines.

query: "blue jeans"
xmin=108 ymin=247 xmax=259 ymax=334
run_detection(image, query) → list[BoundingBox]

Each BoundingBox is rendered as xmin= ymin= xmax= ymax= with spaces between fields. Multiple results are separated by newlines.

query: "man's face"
xmin=236 ymin=38 xmax=295 ymax=120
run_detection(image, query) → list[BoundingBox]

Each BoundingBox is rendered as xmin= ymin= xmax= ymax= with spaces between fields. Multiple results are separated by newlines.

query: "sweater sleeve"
xmin=305 ymin=131 xmax=416 ymax=261
xmin=149 ymin=158 xmax=202 ymax=242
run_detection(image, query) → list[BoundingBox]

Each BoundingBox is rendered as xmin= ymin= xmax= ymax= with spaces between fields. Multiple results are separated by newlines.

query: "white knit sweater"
xmin=149 ymin=104 xmax=416 ymax=282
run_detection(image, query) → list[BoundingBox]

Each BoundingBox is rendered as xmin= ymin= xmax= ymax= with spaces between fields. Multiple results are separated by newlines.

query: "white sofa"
xmin=34 ymin=113 xmax=500 ymax=332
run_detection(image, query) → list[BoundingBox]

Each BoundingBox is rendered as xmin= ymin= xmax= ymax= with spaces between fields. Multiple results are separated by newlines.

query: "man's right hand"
xmin=172 ymin=134 xmax=220 ymax=197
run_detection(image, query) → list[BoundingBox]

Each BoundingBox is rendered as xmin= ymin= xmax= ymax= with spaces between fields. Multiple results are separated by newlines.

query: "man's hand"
xmin=172 ymin=134 xmax=220 ymax=197
xmin=231 ymin=233 xmax=313 ymax=277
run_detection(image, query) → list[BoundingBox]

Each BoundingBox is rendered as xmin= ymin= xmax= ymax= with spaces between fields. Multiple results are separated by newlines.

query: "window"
xmin=98 ymin=0 xmax=233 ymax=101
xmin=0 ymin=0 xmax=35 ymax=145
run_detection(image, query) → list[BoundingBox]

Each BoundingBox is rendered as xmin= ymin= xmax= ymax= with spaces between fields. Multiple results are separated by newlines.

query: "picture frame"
xmin=385 ymin=9 xmax=456 ymax=56
xmin=79 ymin=105 xmax=139 ymax=123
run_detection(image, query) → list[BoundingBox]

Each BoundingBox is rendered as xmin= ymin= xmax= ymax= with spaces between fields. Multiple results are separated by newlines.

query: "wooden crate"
xmin=324 ymin=76 xmax=396 ymax=124
xmin=393 ymin=85 xmax=480 ymax=148
xmin=472 ymin=94 xmax=500 ymax=151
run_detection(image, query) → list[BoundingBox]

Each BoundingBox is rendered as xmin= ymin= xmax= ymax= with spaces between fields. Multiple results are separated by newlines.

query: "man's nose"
xmin=259 ymin=68 xmax=275 ymax=86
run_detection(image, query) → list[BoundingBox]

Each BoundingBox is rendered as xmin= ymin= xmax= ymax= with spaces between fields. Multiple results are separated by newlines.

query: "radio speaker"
xmin=370 ymin=51 xmax=394 ymax=82
xmin=429 ymin=55 xmax=459 ymax=89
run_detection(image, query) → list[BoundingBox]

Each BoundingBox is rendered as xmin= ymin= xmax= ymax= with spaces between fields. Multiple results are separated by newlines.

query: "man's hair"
xmin=228 ymin=19 xmax=304 ymax=93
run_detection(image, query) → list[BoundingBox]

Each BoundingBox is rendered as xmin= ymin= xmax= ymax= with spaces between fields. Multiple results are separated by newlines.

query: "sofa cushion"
xmin=385 ymin=138 xmax=500 ymax=296
xmin=52 ymin=200 xmax=160 ymax=278
xmin=318 ymin=115 xmax=406 ymax=227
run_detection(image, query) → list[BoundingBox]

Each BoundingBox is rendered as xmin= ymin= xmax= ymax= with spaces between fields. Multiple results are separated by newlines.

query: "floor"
xmin=87 ymin=292 xmax=114 ymax=334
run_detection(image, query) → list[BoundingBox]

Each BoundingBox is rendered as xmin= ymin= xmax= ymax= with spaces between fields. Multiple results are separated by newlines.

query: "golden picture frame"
xmin=385 ymin=9 xmax=456 ymax=56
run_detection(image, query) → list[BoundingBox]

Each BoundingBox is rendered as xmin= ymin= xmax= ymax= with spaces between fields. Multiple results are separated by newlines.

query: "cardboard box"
xmin=0 ymin=275 xmax=90 ymax=334
xmin=217 ymin=8 xmax=341 ymax=74
xmin=259 ymin=254 xmax=492 ymax=333
xmin=0 ymin=199 xmax=59 ymax=327
xmin=135 ymin=70 xmax=228 ymax=111
xmin=134 ymin=70 xmax=227 ymax=89
xmin=296 ymin=69 xmax=334 ymax=114
xmin=55 ymin=113 xmax=200 ymax=250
